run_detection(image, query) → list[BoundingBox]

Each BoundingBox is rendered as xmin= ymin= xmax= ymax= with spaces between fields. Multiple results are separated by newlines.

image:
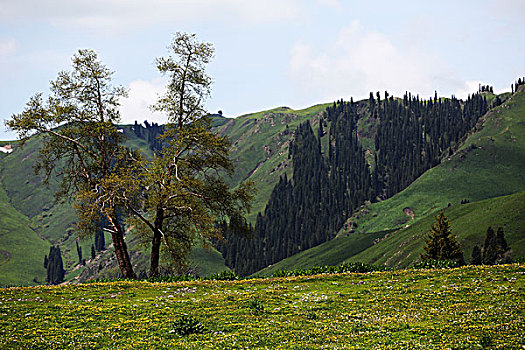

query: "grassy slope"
xmin=217 ymin=104 xmax=330 ymax=221
xmin=2 ymin=87 xmax=523 ymax=284
xmin=0 ymin=134 xmax=105 ymax=284
xmin=256 ymin=190 xmax=525 ymax=273
xmin=1 ymin=264 xmax=523 ymax=349
xmin=189 ymin=245 xmax=230 ymax=276
xmin=343 ymin=90 xmax=525 ymax=266
xmin=348 ymin=190 xmax=525 ymax=267
xmin=255 ymin=231 xmax=388 ymax=276
xmin=0 ymin=127 xmax=229 ymax=285
xmin=0 ymin=182 xmax=49 ymax=286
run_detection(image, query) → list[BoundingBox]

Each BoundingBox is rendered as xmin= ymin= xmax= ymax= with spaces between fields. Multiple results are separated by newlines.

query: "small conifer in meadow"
xmin=421 ymin=211 xmax=464 ymax=264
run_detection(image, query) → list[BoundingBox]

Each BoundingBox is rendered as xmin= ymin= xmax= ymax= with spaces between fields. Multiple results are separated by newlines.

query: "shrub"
xmin=169 ymin=316 xmax=206 ymax=336
xmin=248 ymin=298 xmax=264 ymax=314
xmin=272 ymin=262 xmax=390 ymax=277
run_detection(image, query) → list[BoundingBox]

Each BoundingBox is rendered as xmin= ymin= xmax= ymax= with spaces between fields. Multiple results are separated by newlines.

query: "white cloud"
xmin=454 ymin=80 xmax=512 ymax=99
xmin=0 ymin=0 xmax=303 ymax=34
xmin=288 ymin=20 xmax=448 ymax=101
xmin=490 ymin=0 xmax=525 ymax=19
xmin=316 ymin=0 xmax=342 ymax=9
xmin=453 ymin=80 xmax=483 ymax=99
xmin=119 ymin=78 xmax=167 ymax=125
xmin=0 ymin=38 xmax=17 ymax=60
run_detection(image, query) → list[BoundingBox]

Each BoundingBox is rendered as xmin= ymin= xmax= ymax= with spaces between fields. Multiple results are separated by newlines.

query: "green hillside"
xmin=347 ymin=190 xmax=525 ymax=267
xmin=251 ymin=89 xmax=525 ymax=274
xmin=255 ymin=231 xmax=388 ymax=276
xmin=348 ymin=89 xmax=525 ymax=234
xmin=216 ymin=104 xmax=330 ymax=221
xmin=256 ymin=191 xmax=525 ymax=274
xmin=2 ymin=264 xmax=524 ymax=348
xmin=0 ymin=126 xmax=229 ymax=286
xmin=2 ymin=86 xmax=524 ymax=285
xmin=0 ymin=182 xmax=49 ymax=286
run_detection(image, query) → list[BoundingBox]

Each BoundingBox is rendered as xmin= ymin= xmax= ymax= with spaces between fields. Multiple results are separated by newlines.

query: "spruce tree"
xmin=471 ymin=245 xmax=482 ymax=265
xmin=46 ymin=246 xmax=65 ymax=285
xmin=495 ymin=227 xmax=508 ymax=253
xmin=94 ymin=229 xmax=105 ymax=251
xmin=76 ymin=241 xmax=82 ymax=264
xmin=421 ymin=211 xmax=464 ymax=264
xmin=482 ymin=226 xmax=497 ymax=264
xmin=482 ymin=226 xmax=509 ymax=264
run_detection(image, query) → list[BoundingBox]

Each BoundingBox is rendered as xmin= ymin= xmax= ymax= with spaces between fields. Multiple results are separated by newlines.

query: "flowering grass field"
xmin=1 ymin=264 xmax=524 ymax=349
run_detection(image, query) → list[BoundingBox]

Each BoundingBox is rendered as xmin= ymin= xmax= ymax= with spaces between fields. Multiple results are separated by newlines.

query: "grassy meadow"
xmin=1 ymin=264 xmax=524 ymax=349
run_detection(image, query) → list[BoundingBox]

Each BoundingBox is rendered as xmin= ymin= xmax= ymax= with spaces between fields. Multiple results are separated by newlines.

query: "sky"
xmin=1 ymin=0 xmax=524 ymax=140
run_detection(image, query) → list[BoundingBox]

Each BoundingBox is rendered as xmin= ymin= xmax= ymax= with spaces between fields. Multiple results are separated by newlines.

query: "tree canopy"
xmin=7 ymin=49 xmax=137 ymax=278
xmin=120 ymin=33 xmax=254 ymax=276
xmin=8 ymin=35 xmax=254 ymax=280
xmin=421 ymin=211 xmax=464 ymax=264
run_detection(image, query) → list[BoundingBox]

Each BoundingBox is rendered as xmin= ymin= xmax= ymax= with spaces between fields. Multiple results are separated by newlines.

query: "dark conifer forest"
xmin=218 ymin=91 xmax=489 ymax=276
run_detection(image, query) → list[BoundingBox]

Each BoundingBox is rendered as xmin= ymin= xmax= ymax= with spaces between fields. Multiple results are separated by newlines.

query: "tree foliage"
xmin=106 ymin=33 xmax=254 ymax=277
xmin=46 ymin=246 xmax=65 ymax=285
xmin=7 ymin=49 xmax=137 ymax=278
xmin=481 ymin=226 xmax=510 ymax=265
xmin=421 ymin=211 xmax=464 ymax=264
xmin=470 ymin=245 xmax=482 ymax=265
xmin=8 ymin=36 xmax=254 ymax=279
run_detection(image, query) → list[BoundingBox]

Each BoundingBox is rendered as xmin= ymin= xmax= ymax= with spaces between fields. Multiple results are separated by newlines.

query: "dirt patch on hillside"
xmin=0 ymin=249 xmax=12 ymax=262
xmin=403 ymin=207 xmax=415 ymax=220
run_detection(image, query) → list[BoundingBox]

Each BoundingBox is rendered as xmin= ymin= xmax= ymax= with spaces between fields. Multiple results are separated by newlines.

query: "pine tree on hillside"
xmin=46 ymin=246 xmax=65 ymax=285
xmin=94 ymin=229 xmax=105 ymax=252
xmin=482 ymin=226 xmax=497 ymax=264
xmin=471 ymin=245 xmax=482 ymax=265
xmin=76 ymin=241 xmax=82 ymax=264
xmin=421 ymin=211 xmax=464 ymax=264
xmin=482 ymin=226 xmax=509 ymax=265
xmin=496 ymin=227 xmax=508 ymax=253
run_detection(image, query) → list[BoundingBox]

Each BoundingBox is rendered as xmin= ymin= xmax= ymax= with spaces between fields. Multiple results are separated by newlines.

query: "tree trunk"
xmin=107 ymin=213 xmax=136 ymax=279
xmin=149 ymin=209 xmax=164 ymax=278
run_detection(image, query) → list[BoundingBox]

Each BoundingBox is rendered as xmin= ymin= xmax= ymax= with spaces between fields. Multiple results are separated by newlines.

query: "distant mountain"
xmin=219 ymin=87 xmax=516 ymax=275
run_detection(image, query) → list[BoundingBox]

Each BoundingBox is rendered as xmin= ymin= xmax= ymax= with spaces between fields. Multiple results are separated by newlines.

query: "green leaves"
xmin=125 ymin=33 xmax=254 ymax=276
xmin=153 ymin=32 xmax=214 ymax=127
xmin=6 ymin=48 xmax=137 ymax=278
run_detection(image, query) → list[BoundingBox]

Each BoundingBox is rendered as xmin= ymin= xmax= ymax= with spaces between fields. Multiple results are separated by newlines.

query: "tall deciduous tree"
xmin=115 ymin=33 xmax=254 ymax=277
xmin=421 ymin=211 xmax=464 ymax=264
xmin=7 ymin=49 xmax=136 ymax=279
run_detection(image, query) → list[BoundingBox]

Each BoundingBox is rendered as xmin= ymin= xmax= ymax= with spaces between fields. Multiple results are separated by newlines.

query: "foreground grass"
xmin=1 ymin=265 xmax=524 ymax=349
